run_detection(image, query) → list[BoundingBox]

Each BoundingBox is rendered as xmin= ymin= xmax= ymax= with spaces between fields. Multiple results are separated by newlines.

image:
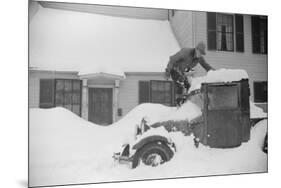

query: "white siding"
xmin=117 ymin=73 xmax=167 ymax=121
xmin=169 ymin=10 xmax=193 ymax=47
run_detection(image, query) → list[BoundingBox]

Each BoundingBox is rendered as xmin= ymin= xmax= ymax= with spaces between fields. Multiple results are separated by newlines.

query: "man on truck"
xmin=164 ymin=42 xmax=215 ymax=106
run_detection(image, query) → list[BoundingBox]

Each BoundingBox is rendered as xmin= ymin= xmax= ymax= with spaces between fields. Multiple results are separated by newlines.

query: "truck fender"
xmin=132 ymin=135 xmax=174 ymax=151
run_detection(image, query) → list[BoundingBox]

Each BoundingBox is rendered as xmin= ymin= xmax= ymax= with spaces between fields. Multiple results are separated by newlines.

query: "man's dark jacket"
xmin=166 ymin=48 xmax=214 ymax=76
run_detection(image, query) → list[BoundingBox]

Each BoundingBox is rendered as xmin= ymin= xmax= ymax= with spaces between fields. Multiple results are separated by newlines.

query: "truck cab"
xmin=113 ymin=78 xmax=262 ymax=168
xmin=192 ymin=79 xmax=250 ymax=148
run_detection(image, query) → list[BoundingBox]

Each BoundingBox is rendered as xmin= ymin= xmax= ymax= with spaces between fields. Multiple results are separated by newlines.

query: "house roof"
xmin=29 ymin=5 xmax=180 ymax=75
xmin=39 ymin=1 xmax=169 ymax=20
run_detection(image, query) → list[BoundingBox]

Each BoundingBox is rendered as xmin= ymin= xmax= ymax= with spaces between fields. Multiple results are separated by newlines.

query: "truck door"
xmin=204 ymin=83 xmax=242 ymax=148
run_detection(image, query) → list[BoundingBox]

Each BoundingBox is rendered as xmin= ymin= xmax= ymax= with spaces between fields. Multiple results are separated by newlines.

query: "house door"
xmin=88 ymin=88 xmax=113 ymax=125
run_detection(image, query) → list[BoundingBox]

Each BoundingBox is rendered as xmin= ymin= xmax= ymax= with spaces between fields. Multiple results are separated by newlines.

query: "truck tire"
xmin=132 ymin=142 xmax=173 ymax=168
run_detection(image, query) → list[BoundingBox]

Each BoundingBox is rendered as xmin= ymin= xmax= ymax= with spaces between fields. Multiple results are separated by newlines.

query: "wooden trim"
xmin=29 ymin=68 xmax=78 ymax=75
xmin=79 ymin=72 xmax=125 ymax=80
xmin=30 ymin=69 xmax=166 ymax=77
xmin=125 ymin=72 xmax=164 ymax=76
xmin=87 ymin=84 xmax=114 ymax=88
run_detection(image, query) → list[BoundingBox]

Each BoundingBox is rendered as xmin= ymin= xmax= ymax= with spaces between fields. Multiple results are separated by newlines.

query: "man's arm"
xmin=198 ymin=57 xmax=215 ymax=72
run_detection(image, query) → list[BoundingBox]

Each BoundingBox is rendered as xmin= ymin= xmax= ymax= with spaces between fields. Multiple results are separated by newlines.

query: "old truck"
xmin=113 ymin=78 xmax=266 ymax=168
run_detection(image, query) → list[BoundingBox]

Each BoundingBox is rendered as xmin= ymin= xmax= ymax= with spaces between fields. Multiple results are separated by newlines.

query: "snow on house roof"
xmin=29 ymin=6 xmax=180 ymax=76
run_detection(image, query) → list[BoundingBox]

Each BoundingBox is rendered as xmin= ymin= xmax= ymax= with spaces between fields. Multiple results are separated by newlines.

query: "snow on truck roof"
xmin=189 ymin=69 xmax=249 ymax=93
xmin=29 ymin=6 xmax=180 ymax=76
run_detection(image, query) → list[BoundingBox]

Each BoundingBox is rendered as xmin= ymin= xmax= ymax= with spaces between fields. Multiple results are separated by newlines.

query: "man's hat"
xmin=196 ymin=42 xmax=206 ymax=55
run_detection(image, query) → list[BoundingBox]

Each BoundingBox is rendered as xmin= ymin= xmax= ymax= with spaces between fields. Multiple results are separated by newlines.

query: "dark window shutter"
xmin=254 ymin=82 xmax=267 ymax=103
xmin=235 ymin=14 xmax=244 ymax=52
xmin=251 ymin=16 xmax=260 ymax=53
xmin=139 ymin=81 xmax=150 ymax=104
xmin=207 ymin=12 xmax=217 ymax=50
xmin=172 ymin=82 xmax=176 ymax=106
xmin=263 ymin=18 xmax=268 ymax=54
xmin=252 ymin=16 xmax=260 ymax=35
xmin=40 ymin=79 xmax=55 ymax=108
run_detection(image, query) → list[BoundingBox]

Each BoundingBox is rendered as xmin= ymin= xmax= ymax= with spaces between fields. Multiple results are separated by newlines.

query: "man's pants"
xmin=170 ymin=69 xmax=191 ymax=106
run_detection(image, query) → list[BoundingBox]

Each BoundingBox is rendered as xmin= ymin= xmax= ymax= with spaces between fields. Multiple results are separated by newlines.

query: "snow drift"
xmin=250 ymin=101 xmax=267 ymax=118
xmin=29 ymin=68 xmax=267 ymax=186
xmin=29 ymin=104 xmax=267 ymax=187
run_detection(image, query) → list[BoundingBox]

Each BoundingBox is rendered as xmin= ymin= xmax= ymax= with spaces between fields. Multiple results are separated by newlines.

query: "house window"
xmin=216 ymin=14 xmax=234 ymax=51
xmin=55 ymin=79 xmax=82 ymax=115
xmin=207 ymin=13 xmax=244 ymax=52
xmin=39 ymin=79 xmax=82 ymax=116
xmin=252 ymin=16 xmax=268 ymax=54
xmin=139 ymin=80 xmax=174 ymax=106
xmin=254 ymin=81 xmax=267 ymax=103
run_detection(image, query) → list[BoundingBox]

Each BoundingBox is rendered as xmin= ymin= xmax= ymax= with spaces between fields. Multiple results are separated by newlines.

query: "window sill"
xmin=254 ymin=102 xmax=268 ymax=105
xmin=252 ymin=53 xmax=268 ymax=56
xmin=207 ymin=50 xmax=244 ymax=54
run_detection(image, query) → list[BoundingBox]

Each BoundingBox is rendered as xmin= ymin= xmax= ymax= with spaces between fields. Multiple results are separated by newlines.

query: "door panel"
xmin=206 ymin=84 xmax=242 ymax=148
xmin=88 ymin=88 xmax=113 ymax=125
xmin=207 ymin=110 xmax=242 ymax=148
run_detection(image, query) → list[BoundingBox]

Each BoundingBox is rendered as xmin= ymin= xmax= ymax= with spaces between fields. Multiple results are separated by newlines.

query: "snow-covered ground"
xmin=29 ymin=103 xmax=267 ymax=187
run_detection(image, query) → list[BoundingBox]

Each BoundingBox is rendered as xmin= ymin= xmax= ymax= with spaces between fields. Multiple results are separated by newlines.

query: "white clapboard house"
xmin=29 ymin=1 xmax=267 ymax=125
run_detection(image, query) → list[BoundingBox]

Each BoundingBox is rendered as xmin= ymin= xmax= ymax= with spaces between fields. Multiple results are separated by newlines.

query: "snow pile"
xmin=115 ymin=101 xmax=201 ymax=129
xmin=30 ymin=105 xmax=267 ymax=187
xmin=159 ymin=101 xmax=202 ymax=123
xmin=189 ymin=69 xmax=249 ymax=92
xmin=250 ymin=102 xmax=267 ymax=118
xmin=115 ymin=103 xmax=174 ymax=127
xmin=29 ymin=107 xmax=135 ymax=186
xmin=138 ymin=119 xmax=267 ymax=178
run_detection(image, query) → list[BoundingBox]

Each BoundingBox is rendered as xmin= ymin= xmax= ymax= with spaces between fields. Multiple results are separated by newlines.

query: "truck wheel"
xmin=132 ymin=142 xmax=173 ymax=168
